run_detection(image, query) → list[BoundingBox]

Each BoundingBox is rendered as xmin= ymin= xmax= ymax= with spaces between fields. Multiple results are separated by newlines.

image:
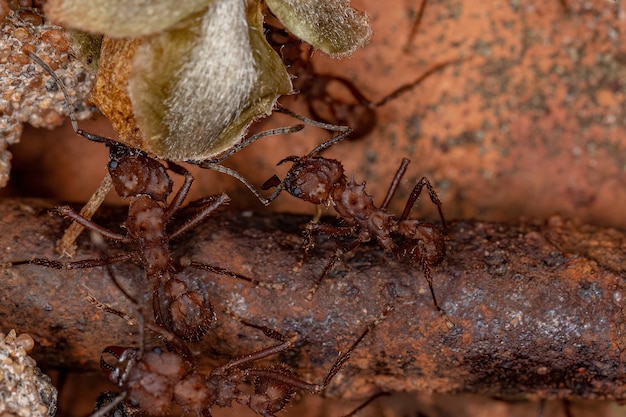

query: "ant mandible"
xmin=93 ymin=296 xmax=392 ymax=417
xmin=262 ymin=134 xmax=451 ymax=328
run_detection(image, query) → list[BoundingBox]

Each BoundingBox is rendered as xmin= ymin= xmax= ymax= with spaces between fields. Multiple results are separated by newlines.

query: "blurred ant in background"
xmin=263 ymin=7 xmax=454 ymax=140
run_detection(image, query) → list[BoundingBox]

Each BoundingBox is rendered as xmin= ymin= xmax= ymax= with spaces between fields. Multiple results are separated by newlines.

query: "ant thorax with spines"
xmin=262 ymin=134 xmax=452 ymax=328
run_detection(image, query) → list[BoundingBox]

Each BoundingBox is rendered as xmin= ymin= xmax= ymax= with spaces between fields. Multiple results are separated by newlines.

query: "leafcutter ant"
xmin=90 ymin=294 xmax=392 ymax=417
xmin=262 ymin=134 xmax=451 ymax=328
xmin=264 ymin=10 xmax=455 ymax=139
xmin=10 ymin=54 xmax=289 ymax=341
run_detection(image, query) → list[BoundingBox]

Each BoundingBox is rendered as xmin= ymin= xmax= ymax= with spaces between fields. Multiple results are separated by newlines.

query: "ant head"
xmin=126 ymin=348 xmax=192 ymax=416
xmin=273 ymin=156 xmax=344 ymax=204
xmin=107 ymin=145 xmax=173 ymax=201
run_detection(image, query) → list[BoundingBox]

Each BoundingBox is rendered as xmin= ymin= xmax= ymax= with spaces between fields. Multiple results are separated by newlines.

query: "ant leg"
xmin=381 ymin=158 xmax=410 ymax=210
xmin=300 ymin=223 xmax=356 ymax=268
xmin=57 ymin=174 xmax=114 ymax=257
xmin=341 ymin=392 xmax=392 ymax=417
xmin=249 ymin=304 xmax=392 ymax=394
xmin=536 ymin=400 xmax=546 ymax=417
xmin=8 ymin=253 xmax=134 ymax=270
xmin=563 ymin=400 xmax=574 ymax=417
xmin=404 ymin=0 xmax=428 ymax=51
xmin=54 ymin=206 xmax=133 ymax=243
xmin=216 ymin=339 xmax=294 ymax=372
xmin=169 ymin=193 xmax=230 ymax=240
xmin=399 ymin=177 xmax=446 ymax=229
xmin=418 ymin=248 xmax=454 ymax=329
xmin=373 ymin=61 xmax=453 ymax=108
xmin=306 ymin=238 xmax=361 ymax=301
xmin=86 ymin=290 xmax=194 ymax=362
xmin=306 ymin=128 xmax=354 ymax=157
xmin=275 ymin=104 xmax=351 ymax=132
xmin=201 ymin=163 xmax=272 ymax=205
xmin=164 ymin=162 xmax=194 ymax=218
xmin=187 ymin=261 xmax=285 ymax=290
xmin=205 ymin=125 xmax=305 ymax=165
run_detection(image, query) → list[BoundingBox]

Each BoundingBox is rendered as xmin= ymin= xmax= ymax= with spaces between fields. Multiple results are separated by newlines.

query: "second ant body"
xmin=263 ymin=137 xmax=450 ymax=326
xmin=95 ymin=298 xmax=391 ymax=417
xmin=264 ymin=10 xmax=454 ymax=140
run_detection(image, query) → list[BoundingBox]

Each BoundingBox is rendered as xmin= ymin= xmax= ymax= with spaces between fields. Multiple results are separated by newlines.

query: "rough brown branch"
xmin=1 ymin=198 xmax=626 ymax=402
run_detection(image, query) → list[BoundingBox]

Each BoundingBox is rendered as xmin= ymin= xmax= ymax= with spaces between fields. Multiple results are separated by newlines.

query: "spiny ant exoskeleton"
xmin=262 ymin=134 xmax=451 ymax=328
xmin=93 ymin=296 xmax=392 ymax=417
xmin=11 ymin=54 xmax=287 ymax=342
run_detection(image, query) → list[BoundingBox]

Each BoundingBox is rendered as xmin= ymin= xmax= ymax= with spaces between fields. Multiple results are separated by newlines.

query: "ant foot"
xmin=255 ymin=281 xmax=286 ymax=290
xmin=441 ymin=311 xmax=455 ymax=329
xmin=305 ymin=283 xmax=320 ymax=301
xmin=292 ymin=260 xmax=304 ymax=273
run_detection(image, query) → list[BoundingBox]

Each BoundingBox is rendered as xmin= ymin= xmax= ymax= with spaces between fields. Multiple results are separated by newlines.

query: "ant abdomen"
xmin=161 ymin=278 xmax=216 ymax=342
xmin=250 ymin=365 xmax=297 ymax=416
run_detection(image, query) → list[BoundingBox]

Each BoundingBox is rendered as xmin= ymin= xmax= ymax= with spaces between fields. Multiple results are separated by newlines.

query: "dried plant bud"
xmin=89 ymin=0 xmax=291 ymax=160
xmin=39 ymin=0 xmax=370 ymax=161
xmin=265 ymin=0 xmax=371 ymax=57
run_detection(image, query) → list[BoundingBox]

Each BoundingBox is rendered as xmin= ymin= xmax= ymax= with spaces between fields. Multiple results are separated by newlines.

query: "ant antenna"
xmin=306 ymin=128 xmax=354 ymax=156
xmin=381 ymin=158 xmax=410 ymax=210
xmin=29 ymin=52 xmax=119 ymax=256
xmin=275 ymin=105 xmax=351 ymax=132
xmin=27 ymin=52 xmax=79 ymax=133
xmin=404 ymin=0 xmax=428 ymax=52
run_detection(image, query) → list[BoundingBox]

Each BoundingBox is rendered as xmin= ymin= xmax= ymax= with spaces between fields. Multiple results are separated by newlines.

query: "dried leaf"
xmin=92 ymin=0 xmax=292 ymax=160
xmin=44 ymin=0 xmax=211 ymax=37
xmin=265 ymin=0 xmax=371 ymax=56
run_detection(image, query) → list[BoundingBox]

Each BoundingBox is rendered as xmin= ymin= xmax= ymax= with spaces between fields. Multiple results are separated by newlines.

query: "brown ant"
xmin=11 ymin=54 xmax=290 ymax=342
xmin=262 ymin=134 xmax=451 ymax=327
xmin=9 ymin=140 xmax=284 ymax=341
xmin=91 ymin=293 xmax=392 ymax=417
xmin=264 ymin=9 xmax=454 ymax=139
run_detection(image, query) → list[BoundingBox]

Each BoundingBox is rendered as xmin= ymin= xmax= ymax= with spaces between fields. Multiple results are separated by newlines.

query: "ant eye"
xmin=152 ymin=347 xmax=163 ymax=354
xmin=292 ymin=187 xmax=302 ymax=197
xmin=108 ymin=160 xmax=119 ymax=170
xmin=129 ymin=398 xmax=139 ymax=407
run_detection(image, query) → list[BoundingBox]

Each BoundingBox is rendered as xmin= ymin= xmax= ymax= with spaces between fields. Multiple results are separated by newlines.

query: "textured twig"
xmin=1 ymin=198 xmax=626 ymax=401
